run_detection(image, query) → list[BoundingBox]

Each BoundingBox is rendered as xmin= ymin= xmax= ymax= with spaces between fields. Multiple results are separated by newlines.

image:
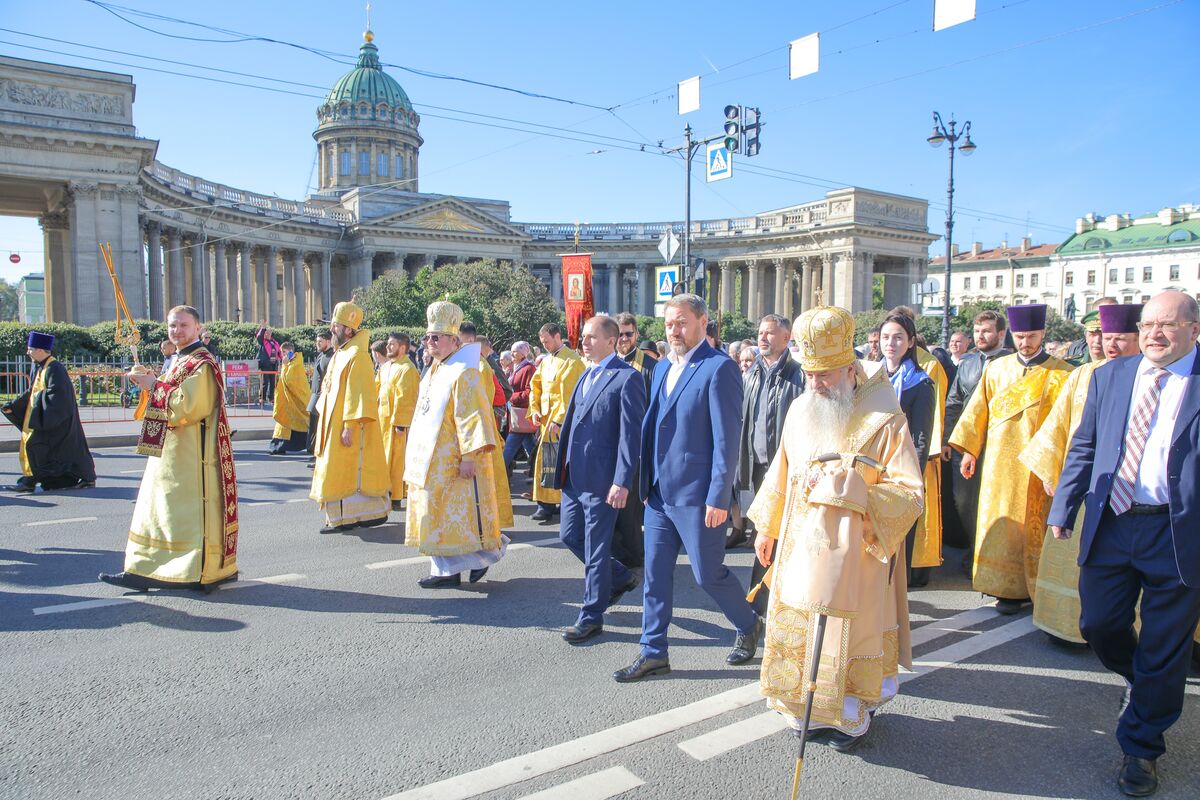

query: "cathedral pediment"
xmin=364 ymin=197 xmax=528 ymax=239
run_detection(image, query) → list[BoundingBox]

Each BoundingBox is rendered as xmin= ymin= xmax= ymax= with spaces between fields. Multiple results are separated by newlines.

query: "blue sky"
xmin=2 ymin=0 xmax=1198 ymax=283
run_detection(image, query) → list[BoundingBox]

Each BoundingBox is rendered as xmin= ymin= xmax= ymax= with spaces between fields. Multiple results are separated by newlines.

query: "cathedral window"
xmin=341 ymin=152 xmax=351 ymax=176
xmin=378 ymin=153 xmax=388 ymax=177
xmin=359 ymin=151 xmax=370 ymax=175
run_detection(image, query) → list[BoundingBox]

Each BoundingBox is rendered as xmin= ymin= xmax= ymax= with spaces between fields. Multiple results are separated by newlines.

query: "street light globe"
xmin=927 ymin=127 xmax=946 ymax=147
xmin=959 ymin=136 xmax=977 ymax=155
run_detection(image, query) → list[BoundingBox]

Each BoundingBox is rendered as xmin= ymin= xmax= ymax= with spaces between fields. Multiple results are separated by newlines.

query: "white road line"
xmin=30 ymin=573 xmax=306 ymax=616
xmin=517 ymin=767 xmax=644 ymax=800
xmin=286 ymin=498 xmax=308 ymax=503
xmin=244 ymin=501 xmax=275 ymax=507
xmin=23 ymin=516 xmax=98 ymax=527
xmin=118 ymin=469 xmax=143 ymax=474
xmin=910 ymin=605 xmax=1000 ymax=648
xmin=380 ymin=683 xmax=762 ymax=800
xmin=365 ymin=538 xmax=560 ymax=571
xmin=677 ymin=615 xmax=1037 ymax=761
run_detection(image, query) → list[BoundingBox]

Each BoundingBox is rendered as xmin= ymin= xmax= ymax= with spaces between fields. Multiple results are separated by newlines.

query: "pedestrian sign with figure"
xmin=706 ymin=142 xmax=732 ymax=182
xmin=655 ymin=266 xmax=678 ymax=302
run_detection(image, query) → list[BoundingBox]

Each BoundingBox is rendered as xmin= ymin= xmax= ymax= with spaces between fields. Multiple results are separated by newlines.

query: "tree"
xmin=0 ymin=280 xmax=18 ymax=321
xmin=1045 ymin=309 xmax=1083 ymax=343
xmin=718 ymin=311 xmax=755 ymax=344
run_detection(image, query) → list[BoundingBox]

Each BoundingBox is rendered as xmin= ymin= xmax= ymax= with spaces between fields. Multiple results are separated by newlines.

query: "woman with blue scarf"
xmin=880 ymin=313 xmax=936 ymax=588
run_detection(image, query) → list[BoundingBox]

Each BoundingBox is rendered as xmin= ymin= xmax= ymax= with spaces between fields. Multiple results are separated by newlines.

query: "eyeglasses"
xmin=425 ymin=334 xmax=443 ymax=342
xmin=1136 ymin=321 xmax=1187 ymax=332
xmin=618 ymin=331 xmax=637 ymax=339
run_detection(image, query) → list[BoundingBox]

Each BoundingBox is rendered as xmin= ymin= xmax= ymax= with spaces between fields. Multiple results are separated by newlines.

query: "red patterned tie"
xmin=1109 ymin=368 xmax=1170 ymax=515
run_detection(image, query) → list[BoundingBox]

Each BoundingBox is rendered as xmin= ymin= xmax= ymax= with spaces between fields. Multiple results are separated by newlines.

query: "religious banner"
xmin=560 ymin=252 xmax=594 ymax=349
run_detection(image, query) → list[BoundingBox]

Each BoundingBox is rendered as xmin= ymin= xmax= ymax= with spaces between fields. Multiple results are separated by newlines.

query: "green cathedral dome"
xmin=322 ymin=36 xmax=413 ymax=114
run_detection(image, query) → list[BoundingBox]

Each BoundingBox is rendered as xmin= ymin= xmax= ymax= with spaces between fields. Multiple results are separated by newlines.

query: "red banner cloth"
xmin=561 ymin=253 xmax=594 ymax=350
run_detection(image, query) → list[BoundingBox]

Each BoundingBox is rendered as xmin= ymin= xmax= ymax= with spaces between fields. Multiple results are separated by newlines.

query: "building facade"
xmin=1 ymin=39 xmax=937 ymax=328
xmin=17 ymin=272 xmax=45 ymax=323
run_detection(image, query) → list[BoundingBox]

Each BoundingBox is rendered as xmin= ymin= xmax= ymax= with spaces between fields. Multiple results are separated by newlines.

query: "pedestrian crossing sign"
xmin=655 ymin=266 xmax=678 ymax=302
xmin=706 ymin=142 xmax=732 ymax=182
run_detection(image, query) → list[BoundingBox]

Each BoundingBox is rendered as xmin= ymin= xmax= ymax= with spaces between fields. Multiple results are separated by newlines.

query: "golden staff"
xmin=99 ymin=243 xmax=149 ymax=418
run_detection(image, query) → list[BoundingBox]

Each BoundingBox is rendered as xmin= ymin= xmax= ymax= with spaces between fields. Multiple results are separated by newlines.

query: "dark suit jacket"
xmin=737 ymin=354 xmax=805 ymax=490
xmin=554 ymin=357 xmax=646 ymax=495
xmin=898 ymin=374 xmax=936 ymax=460
xmin=640 ymin=341 xmax=744 ymax=509
xmin=1048 ymin=351 xmax=1200 ymax=586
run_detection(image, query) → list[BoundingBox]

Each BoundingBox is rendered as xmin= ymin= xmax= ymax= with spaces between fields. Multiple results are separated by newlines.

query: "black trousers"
xmin=746 ymin=461 xmax=773 ymax=616
xmin=1079 ymin=507 xmax=1200 ymax=759
xmin=306 ymin=411 xmax=318 ymax=454
xmin=945 ymin=449 xmax=982 ymax=551
xmin=612 ymin=467 xmax=645 ymax=569
xmin=261 ymin=371 xmax=276 ymax=402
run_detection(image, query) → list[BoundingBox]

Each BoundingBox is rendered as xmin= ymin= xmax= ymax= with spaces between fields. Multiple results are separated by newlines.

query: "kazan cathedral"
xmin=0 ymin=30 xmax=936 ymax=327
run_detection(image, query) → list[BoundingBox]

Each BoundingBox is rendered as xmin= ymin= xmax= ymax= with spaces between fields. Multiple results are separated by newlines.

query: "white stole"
xmin=404 ymin=343 xmax=480 ymax=488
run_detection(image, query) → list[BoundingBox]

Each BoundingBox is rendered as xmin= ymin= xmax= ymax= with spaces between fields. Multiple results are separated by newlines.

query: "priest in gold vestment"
xmin=100 ymin=305 xmax=239 ymax=591
xmin=405 ymin=301 xmax=507 ymax=588
xmin=268 ymin=342 xmax=311 ymax=455
xmin=949 ymin=304 xmax=1072 ymax=613
xmin=1019 ymin=304 xmax=1142 ymax=644
xmin=529 ymin=322 xmax=584 ymax=522
xmin=747 ymin=306 xmax=924 ymax=751
xmin=459 ymin=325 xmax=515 ymax=529
xmin=310 ymin=301 xmax=390 ymax=532
xmin=377 ymin=333 xmax=419 ymax=510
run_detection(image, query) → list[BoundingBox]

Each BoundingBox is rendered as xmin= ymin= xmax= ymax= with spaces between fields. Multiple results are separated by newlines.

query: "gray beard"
xmin=791 ymin=383 xmax=855 ymax=460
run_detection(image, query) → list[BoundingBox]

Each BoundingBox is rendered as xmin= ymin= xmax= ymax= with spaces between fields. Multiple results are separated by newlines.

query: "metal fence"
xmin=0 ymin=356 xmax=290 ymax=423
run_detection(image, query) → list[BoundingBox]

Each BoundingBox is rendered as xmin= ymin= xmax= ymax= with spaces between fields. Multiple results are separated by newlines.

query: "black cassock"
xmin=1 ymin=358 xmax=96 ymax=487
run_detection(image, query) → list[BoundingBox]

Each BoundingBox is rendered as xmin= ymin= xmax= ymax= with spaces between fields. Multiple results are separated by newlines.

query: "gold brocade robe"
xmin=913 ymin=348 xmax=948 ymax=568
xmin=125 ymin=355 xmax=236 ymax=585
xmin=377 ymin=359 xmax=419 ymax=502
xmin=478 ymin=357 xmax=514 ymax=528
xmin=1018 ymin=361 xmax=1100 ymax=643
xmin=529 ymin=346 xmax=584 ymax=505
xmin=405 ymin=360 xmax=504 ymax=555
xmin=272 ymin=353 xmax=311 ymax=439
xmin=310 ymin=329 xmax=389 ymax=504
xmin=747 ymin=367 xmax=925 ymax=731
xmin=949 ymin=353 xmax=1072 ymax=600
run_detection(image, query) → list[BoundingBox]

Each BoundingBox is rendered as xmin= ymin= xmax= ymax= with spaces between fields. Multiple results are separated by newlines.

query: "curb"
xmin=0 ymin=427 xmax=273 ymax=453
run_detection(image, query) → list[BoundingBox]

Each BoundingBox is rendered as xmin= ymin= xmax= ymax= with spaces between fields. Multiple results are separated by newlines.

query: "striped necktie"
xmin=1109 ymin=368 xmax=1170 ymax=515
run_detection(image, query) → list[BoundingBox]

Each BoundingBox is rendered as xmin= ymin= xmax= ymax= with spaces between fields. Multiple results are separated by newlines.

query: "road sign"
xmin=657 ymin=229 xmax=679 ymax=263
xmin=655 ymin=265 xmax=679 ymax=302
xmin=8 ymin=253 xmax=19 ymax=264
xmin=706 ymin=142 xmax=732 ymax=182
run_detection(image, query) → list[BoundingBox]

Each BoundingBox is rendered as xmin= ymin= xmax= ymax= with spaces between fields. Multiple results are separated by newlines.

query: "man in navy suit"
xmin=1049 ymin=290 xmax=1200 ymax=797
xmin=614 ymin=294 xmax=763 ymax=682
xmin=555 ymin=315 xmax=647 ymax=643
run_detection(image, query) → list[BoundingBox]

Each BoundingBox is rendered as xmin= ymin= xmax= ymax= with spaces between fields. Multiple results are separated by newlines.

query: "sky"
xmin=1 ymin=0 xmax=1198 ymax=284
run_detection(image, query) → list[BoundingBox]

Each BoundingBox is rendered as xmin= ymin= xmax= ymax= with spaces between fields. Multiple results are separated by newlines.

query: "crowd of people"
xmin=6 ymin=285 xmax=1199 ymax=798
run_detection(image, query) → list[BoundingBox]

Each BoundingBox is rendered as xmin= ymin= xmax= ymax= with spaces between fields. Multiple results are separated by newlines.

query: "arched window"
xmin=340 ymin=151 xmax=351 ymax=176
xmin=378 ymin=152 xmax=388 ymax=177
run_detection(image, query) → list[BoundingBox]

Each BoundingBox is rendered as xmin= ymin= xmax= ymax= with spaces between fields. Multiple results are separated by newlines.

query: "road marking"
xmin=908 ymin=697 xmax=1057 ymax=729
xmin=677 ymin=615 xmax=1036 ymax=761
xmin=287 ymin=498 xmax=308 ymax=503
xmin=365 ymin=538 xmax=560 ymax=571
xmin=118 ymin=469 xmax=143 ymax=474
xmin=31 ymin=573 xmax=306 ymax=616
xmin=910 ymin=605 xmax=999 ymax=648
xmin=517 ymin=767 xmax=644 ymax=800
xmin=23 ymin=516 xmax=98 ymax=527
xmin=244 ymin=501 xmax=275 ymax=507
xmin=380 ymin=683 xmax=762 ymax=800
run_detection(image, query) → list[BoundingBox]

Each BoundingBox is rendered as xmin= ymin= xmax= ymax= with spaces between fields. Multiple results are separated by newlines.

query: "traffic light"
xmin=723 ymin=104 xmax=742 ymax=153
xmin=744 ymin=107 xmax=761 ymax=157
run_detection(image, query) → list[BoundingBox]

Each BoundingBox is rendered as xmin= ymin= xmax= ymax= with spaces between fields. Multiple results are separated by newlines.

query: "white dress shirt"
xmin=1128 ymin=347 xmax=1196 ymax=504
xmin=665 ymin=341 xmax=704 ymax=396
xmin=579 ymin=352 xmax=618 ymax=403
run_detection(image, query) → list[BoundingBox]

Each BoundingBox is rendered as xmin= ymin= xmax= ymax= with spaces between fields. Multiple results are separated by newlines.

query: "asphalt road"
xmin=2 ymin=443 xmax=1198 ymax=800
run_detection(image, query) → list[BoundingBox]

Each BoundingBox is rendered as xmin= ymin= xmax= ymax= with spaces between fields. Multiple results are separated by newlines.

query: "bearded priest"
xmin=404 ymin=300 xmax=507 ymax=588
xmin=746 ymin=305 xmax=924 ymax=753
xmin=310 ymin=301 xmax=390 ymax=533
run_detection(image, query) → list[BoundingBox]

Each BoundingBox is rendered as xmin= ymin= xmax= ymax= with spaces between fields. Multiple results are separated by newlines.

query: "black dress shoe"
xmin=7 ymin=480 xmax=35 ymax=493
xmin=1118 ymin=755 xmax=1158 ymax=797
xmin=994 ymin=598 xmax=1027 ymax=615
xmin=725 ymin=526 xmax=748 ymax=549
xmin=418 ymin=574 xmax=461 ymax=589
xmin=468 ymin=567 xmax=489 ymax=583
xmin=356 ymin=516 xmax=388 ymax=528
xmin=98 ymin=571 xmax=197 ymax=591
xmin=319 ymin=523 xmax=353 ymax=534
xmin=1119 ymin=685 xmax=1132 ymax=719
xmin=1045 ymin=632 xmax=1089 ymax=650
xmin=391 ymin=500 xmax=404 ymax=512
xmin=201 ymin=573 xmax=239 ymax=594
xmin=824 ymin=729 xmax=865 ymax=753
xmin=530 ymin=508 xmax=551 ymax=521
xmin=608 ymin=575 xmax=639 ymax=607
xmin=562 ymin=622 xmax=603 ymax=643
xmin=613 ymin=655 xmax=671 ymax=682
xmin=727 ymin=614 xmax=765 ymax=665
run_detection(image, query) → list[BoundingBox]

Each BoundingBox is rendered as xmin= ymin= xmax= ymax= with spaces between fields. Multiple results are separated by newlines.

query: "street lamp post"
xmin=926 ymin=111 xmax=976 ymax=347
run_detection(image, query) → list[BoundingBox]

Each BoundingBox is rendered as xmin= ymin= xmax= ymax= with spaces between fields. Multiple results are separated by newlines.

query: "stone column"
xmin=224 ymin=246 xmax=238 ymax=320
xmin=718 ymin=260 xmax=735 ymax=314
xmin=166 ymin=228 xmax=185 ymax=309
xmin=799 ymin=258 xmax=813 ymax=314
xmin=238 ymin=241 xmax=253 ymax=323
xmin=213 ymin=240 xmax=227 ymax=320
xmin=550 ymin=262 xmax=563 ymax=307
xmin=190 ymin=235 xmax=207 ymax=316
xmin=820 ymin=254 xmax=834 ymax=307
xmin=263 ymin=245 xmax=280 ymax=325
xmin=291 ymin=250 xmax=306 ymax=325
xmin=771 ymin=258 xmax=788 ymax=318
xmin=282 ymin=249 xmax=296 ymax=327
xmin=638 ymin=263 xmax=654 ymax=314
xmin=350 ymin=250 xmax=375 ymax=295
xmin=310 ymin=251 xmax=331 ymax=320
xmin=40 ymin=212 xmax=71 ymax=323
xmin=606 ymin=264 xmax=622 ymax=313
xmin=145 ymin=220 xmax=163 ymax=320
xmin=66 ymin=181 xmax=100 ymax=323
xmin=746 ymin=261 xmax=763 ymax=321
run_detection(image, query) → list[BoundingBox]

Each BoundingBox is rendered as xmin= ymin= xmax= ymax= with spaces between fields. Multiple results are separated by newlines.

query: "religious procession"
xmin=7 ymin=286 xmax=1199 ymax=800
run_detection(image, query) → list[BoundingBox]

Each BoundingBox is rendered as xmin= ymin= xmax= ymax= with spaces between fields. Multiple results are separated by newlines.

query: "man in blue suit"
xmin=614 ymin=294 xmax=763 ymax=682
xmin=555 ymin=315 xmax=647 ymax=643
xmin=1049 ymin=290 xmax=1200 ymax=798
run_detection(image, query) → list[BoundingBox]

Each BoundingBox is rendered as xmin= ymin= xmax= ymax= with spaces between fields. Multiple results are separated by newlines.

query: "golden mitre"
xmin=794 ymin=305 xmax=857 ymax=372
xmin=426 ymin=300 xmax=464 ymax=335
xmin=331 ymin=301 xmax=364 ymax=330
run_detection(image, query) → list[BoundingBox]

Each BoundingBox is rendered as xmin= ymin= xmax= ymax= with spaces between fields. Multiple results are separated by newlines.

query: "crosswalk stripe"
xmin=517 ymin=767 xmax=644 ymax=800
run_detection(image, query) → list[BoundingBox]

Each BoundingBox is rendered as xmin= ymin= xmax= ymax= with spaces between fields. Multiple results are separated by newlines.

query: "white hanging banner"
xmin=788 ymin=33 xmax=820 ymax=80
xmin=677 ymin=75 xmax=700 ymax=115
xmin=933 ymin=0 xmax=976 ymax=32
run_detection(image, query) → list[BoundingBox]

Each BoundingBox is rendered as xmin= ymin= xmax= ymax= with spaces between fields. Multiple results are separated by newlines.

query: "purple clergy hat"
xmin=1006 ymin=303 xmax=1047 ymax=333
xmin=27 ymin=331 xmax=55 ymax=351
xmin=1099 ymin=303 xmax=1142 ymax=334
